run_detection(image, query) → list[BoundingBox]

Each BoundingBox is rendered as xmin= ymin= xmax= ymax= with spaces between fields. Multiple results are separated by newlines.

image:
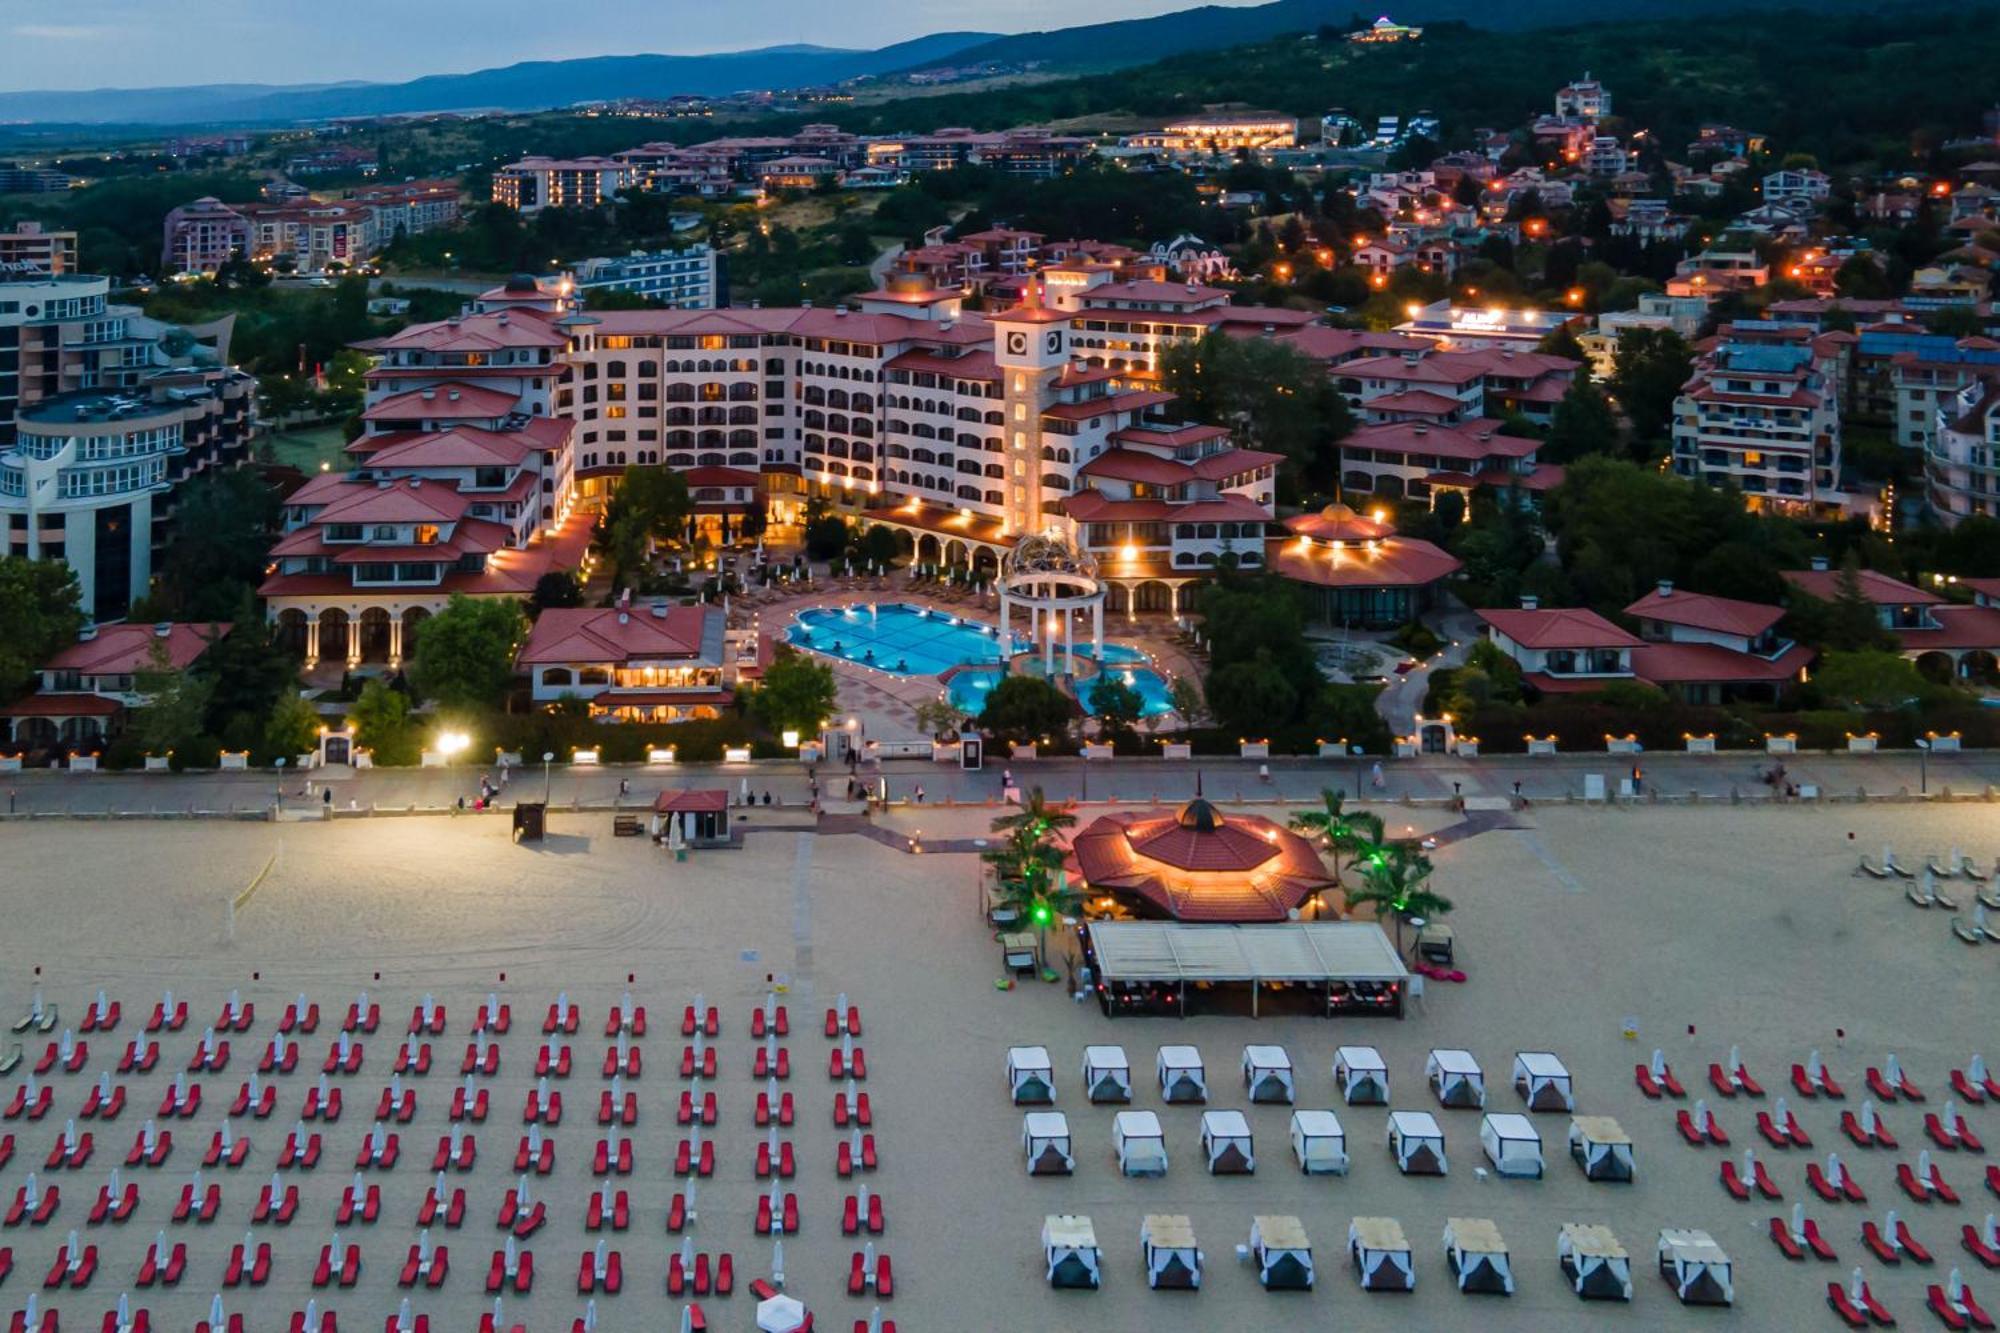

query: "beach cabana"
xmin=1200 ymin=1109 xmax=1255 ymax=1174
xmin=1388 ymin=1110 xmax=1447 ymax=1175
xmin=1250 ymin=1215 xmax=1315 ymax=1290
xmin=1242 ymin=1044 xmax=1295 ymax=1104
xmin=1444 ymin=1217 xmax=1515 ymax=1295
xmin=1042 ymin=1214 xmax=1101 ymax=1289
xmin=1022 ymin=1112 xmax=1075 ymax=1176
xmin=1081 ymin=1045 xmax=1132 ymax=1104
xmin=650 ymin=789 xmax=731 ymax=845
xmin=1657 ymin=1229 xmax=1733 ymax=1306
xmin=1115 ymin=1111 xmax=1168 ymax=1177
xmin=1349 ymin=1216 xmax=1414 ymax=1291
xmin=1335 ymin=1045 xmax=1389 ymax=1105
xmin=1007 ymin=1046 xmax=1055 ymax=1105
xmin=1427 ymin=1048 xmax=1486 ymax=1108
xmin=1558 ymin=1223 xmax=1633 ymax=1301
xmin=1479 ymin=1113 xmax=1545 ymax=1178
xmin=1155 ymin=1045 xmax=1206 ymax=1104
xmin=1513 ymin=1051 xmax=1574 ymax=1111
xmin=1568 ymin=1116 xmax=1635 ymax=1183
xmin=1289 ymin=1109 xmax=1349 ymax=1175
xmin=1140 ymin=1214 xmax=1202 ymax=1290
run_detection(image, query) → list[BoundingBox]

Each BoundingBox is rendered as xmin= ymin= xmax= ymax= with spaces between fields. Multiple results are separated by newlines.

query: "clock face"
xmin=1006 ymin=332 xmax=1028 ymax=356
xmin=1045 ymin=331 xmax=1063 ymax=354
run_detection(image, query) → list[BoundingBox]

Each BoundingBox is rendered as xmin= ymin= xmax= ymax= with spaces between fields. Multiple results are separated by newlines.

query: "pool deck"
xmin=729 ymin=576 xmax=1201 ymax=739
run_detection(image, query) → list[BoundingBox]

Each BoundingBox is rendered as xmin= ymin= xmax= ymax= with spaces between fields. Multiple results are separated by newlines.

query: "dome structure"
xmin=1283 ymin=503 xmax=1391 ymax=544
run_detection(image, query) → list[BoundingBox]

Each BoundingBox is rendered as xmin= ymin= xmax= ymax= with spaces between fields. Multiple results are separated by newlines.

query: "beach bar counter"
xmin=1081 ymin=922 xmax=1409 ymax=1018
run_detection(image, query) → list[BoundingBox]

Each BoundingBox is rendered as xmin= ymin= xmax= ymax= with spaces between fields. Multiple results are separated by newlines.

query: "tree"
xmin=131 ymin=639 xmax=215 ymax=759
xmin=1537 ymin=322 xmax=1587 ymax=362
xmin=0 ymin=557 xmax=84 ymax=701
xmin=913 ymin=697 xmax=964 ymax=738
xmin=1168 ymin=675 xmax=1207 ymax=725
xmin=991 ymin=785 xmax=1078 ymax=842
xmin=981 ymin=820 xmax=1080 ymax=970
xmin=802 ymin=500 xmax=850 ymax=562
xmin=408 ymin=594 xmax=526 ymax=711
xmin=1347 ymin=841 xmax=1453 ymax=955
xmin=1207 ymin=651 xmax=1298 ymax=736
xmin=977 ymin=674 xmax=1074 ymax=744
xmin=531 ymin=571 xmax=584 ymax=612
xmin=752 ymin=646 xmax=838 ymax=736
xmin=1542 ymin=375 xmax=1620 ymax=463
xmin=264 ymin=692 xmax=322 ymax=761
xmin=350 ymin=678 xmax=419 ymax=766
xmin=1812 ymin=649 xmax=1928 ymax=710
xmin=1086 ymin=675 xmax=1143 ymax=735
xmin=1289 ymin=787 xmax=1384 ymax=889
xmin=615 ymin=465 xmax=695 ymax=545
xmin=195 ymin=600 xmax=298 ymax=748
xmin=1609 ymin=327 xmax=1693 ymax=442
xmin=1160 ymin=331 xmax=1353 ymax=492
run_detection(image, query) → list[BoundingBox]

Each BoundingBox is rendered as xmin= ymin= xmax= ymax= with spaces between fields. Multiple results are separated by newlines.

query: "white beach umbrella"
xmin=756 ymin=1294 xmax=806 ymax=1332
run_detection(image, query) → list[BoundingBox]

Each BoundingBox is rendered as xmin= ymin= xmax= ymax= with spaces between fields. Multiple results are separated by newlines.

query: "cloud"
xmin=13 ymin=24 xmax=111 ymax=39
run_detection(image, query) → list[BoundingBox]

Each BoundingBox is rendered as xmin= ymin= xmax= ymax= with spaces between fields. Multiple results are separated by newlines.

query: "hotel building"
xmin=573 ymin=246 xmax=724 ymax=310
xmin=1671 ymin=325 xmax=1843 ymax=513
xmin=1 ymin=267 xmax=255 ymax=618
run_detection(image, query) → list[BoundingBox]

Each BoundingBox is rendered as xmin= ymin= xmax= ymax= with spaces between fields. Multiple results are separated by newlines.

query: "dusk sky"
xmin=3 ymin=0 xmax=1268 ymax=91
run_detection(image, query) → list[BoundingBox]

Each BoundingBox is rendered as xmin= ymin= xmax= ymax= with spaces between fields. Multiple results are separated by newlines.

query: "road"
xmin=2 ymin=748 xmax=1993 ymax=818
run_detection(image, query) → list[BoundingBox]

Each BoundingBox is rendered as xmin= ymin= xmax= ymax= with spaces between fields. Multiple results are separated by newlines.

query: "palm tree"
xmin=991 ymin=786 xmax=1077 ymax=842
xmin=987 ymin=840 xmax=1081 ymax=971
xmin=1289 ymin=787 xmax=1384 ymax=888
xmin=1347 ymin=842 xmax=1454 ymax=957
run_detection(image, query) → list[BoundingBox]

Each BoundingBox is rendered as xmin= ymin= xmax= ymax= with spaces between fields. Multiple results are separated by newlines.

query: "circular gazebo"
xmin=1066 ymin=797 xmax=1337 ymax=922
xmin=996 ymin=530 xmax=1107 ymax=678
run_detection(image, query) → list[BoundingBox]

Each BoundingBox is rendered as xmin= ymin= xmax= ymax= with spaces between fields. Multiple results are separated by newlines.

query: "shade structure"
xmin=1089 ymin=922 xmax=1408 ymax=984
xmin=1043 ymin=1214 xmax=1101 ymax=1289
xmin=1657 ymin=1228 xmax=1733 ymax=1306
xmin=1568 ymin=1116 xmax=1634 ymax=1182
xmin=1350 ymin=1216 xmax=1414 ymax=1291
xmin=1445 ymin=1217 xmax=1515 ymax=1295
xmin=1250 ymin=1215 xmax=1314 ymax=1290
xmin=756 ymin=1293 xmax=807 ymax=1332
xmin=1067 ymin=800 xmax=1335 ymax=921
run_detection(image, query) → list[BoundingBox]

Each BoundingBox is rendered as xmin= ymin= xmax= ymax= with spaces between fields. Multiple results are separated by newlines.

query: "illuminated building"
xmin=1067 ymin=798 xmax=1336 ymax=922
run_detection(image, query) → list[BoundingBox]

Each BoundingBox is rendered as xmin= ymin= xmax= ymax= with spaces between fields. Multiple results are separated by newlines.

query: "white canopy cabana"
xmin=1479 ymin=1113 xmax=1545 ymax=1178
xmin=1427 ymin=1048 xmax=1486 ymax=1109
xmin=1250 ymin=1215 xmax=1314 ymax=1290
xmin=1200 ymin=1109 xmax=1254 ymax=1174
xmin=1289 ymin=1109 xmax=1349 ymax=1175
xmin=1388 ymin=1109 xmax=1447 ymax=1175
xmin=1242 ymin=1044 xmax=1295 ymax=1104
xmin=1115 ymin=1111 xmax=1167 ymax=1178
xmin=1657 ymin=1228 xmax=1733 ymax=1306
xmin=1334 ymin=1045 xmax=1389 ymax=1105
xmin=1087 ymin=921 xmax=1408 ymax=1018
xmin=1081 ymin=1045 xmax=1132 ymax=1104
xmin=1043 ymin=1214 xmax=1101 ymax=1289
xmin=1513 ymin=1051 xmax=1574 ymax=1111
xmin=1559 ymin=1223 xmax=1633 ymax=1301
xmin=1155 ymin=1045 xmax=1206 ymax=1104
xmin=1349 ymin=1216 xmax=1414 ymax=1291
xmin=1007 ymin=1046 xmax=1054 ymax=1105
xmin=1140 ymin=1214 xmax=1202 ymax=1289
xmin=1022 ymin=1111 xmax=1074 ymax=1176
xmin=1444 ymin=1216 xmax=1515 ymax=1295
xmin=1568 ymin=1116 xmax=1635 ymax=1183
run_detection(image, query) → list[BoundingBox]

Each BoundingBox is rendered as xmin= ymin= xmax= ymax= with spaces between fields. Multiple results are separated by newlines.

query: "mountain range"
xmin=0 ymin=0 xmax=1917 ymax=127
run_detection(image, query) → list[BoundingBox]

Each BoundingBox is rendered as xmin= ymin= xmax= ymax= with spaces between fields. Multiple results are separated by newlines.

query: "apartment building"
xmin=573 ymin=246 xmax=724 ymax=310
xmin=160 ymin=197 xmax=253 ymax=275
xmin=1336 ymin=418 xmax=1562 ymax=508
xmin=1328 ymin=344 xmax=1579 ymax=428
xmin=0 ymin=222 xmax=78 ymax=275
xmin=350 ymin=180 xmax=462 ymax=241
xmin=1891 ymin=338 xmax=2000 ymax=451
xmin=1 ymin=268 xmax=254 ymax=618
xmin=1554 ymin=75 xmax=1612 ymax=122
xmin=491 ymin=157 xmax=631 ymax=212
xmin=1927 ymin=375 xmax=2000 ymax=525
xmin=242 ymin=201 xmax=377 ymax=272
xmin=1762 ymin=169 xmax=1833 ymax=208
xmin=1126 ymin=113 xmax=1298 ymax=155
xmin=1671 ymin=328 xmax=1843 ymax=513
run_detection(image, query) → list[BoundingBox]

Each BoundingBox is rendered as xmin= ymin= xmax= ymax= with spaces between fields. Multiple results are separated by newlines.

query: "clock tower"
xmin=989 ymin=291 xmax=1070 ymax=537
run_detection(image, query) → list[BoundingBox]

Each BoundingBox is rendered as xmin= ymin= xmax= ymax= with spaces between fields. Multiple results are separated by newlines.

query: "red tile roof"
xmin=0 ymin=693 xmax=124 ymax=718
xmin=1066 ymin=803 xmax=1333 ymax=923
xmin=1282 ymin=504 xmax=1390 ymax=542
xmin=1895 ymin=605 xmax=2000 ymax=652
xmin=516 ymin=603 xmax=721 ymax=666
xmin=1624 ymin=588 xmax=1784 ymax=638
xmin=1631 ymin=641 xmax=1811 ymax=684
xmin=654 ymin=788 xmax=730 ymax=813
xmin=1265 ymin=536 xmax=1460 ymax=590
xmin=1479 ymin=607 xmax=1642 ymax=649
xmin=1782 ymin=568 xmax=1943 ymax=605
xmin=362 ymin=383 xmax=523 ymax=421
xmin=44 ymin=623 xmax=229 ymax=675
xmin=1061 ymin=492 xmax=1269 ymax=523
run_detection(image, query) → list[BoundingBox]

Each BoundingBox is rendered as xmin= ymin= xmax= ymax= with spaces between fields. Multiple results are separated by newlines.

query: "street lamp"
xmin=542 ymin=751 xmax=554 ymax=804
xmin=435 ymin=731 xmax=469 ymax=763
xmin=273 ymin=755 xmax=287 ymax=811
xmin=1915 ymin=737 xmax=1930 ymax=795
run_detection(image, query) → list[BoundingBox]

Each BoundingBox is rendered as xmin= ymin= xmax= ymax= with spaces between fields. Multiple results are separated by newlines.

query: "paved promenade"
xmin=4 ymin=748 xmax=1998 ymax=818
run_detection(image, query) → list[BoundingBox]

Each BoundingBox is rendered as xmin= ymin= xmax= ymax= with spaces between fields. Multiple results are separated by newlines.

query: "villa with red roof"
xmin=515 ymin=599 xmax=737 ymax=722
xmin=1784 ymin=559 xmax=2000 ymax=681
xmin=1336 ymin=419 xmax=1563 ymax=510
xmin=1623 ymin=581 xmax=1811 ymax=703
xmin=1476 ymin=602 xmax=1642 ymax=694
xmin=2 ymin=621 xmax=230 ymax=753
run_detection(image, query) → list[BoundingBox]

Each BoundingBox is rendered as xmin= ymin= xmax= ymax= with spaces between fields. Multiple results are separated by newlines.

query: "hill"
xmin=0 ymin=33 xmax=996 ymax=126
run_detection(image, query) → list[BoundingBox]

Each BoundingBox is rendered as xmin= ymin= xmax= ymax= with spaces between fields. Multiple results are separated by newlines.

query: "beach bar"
xmin=1083 ymin=921 xmax=1408 ymax=1019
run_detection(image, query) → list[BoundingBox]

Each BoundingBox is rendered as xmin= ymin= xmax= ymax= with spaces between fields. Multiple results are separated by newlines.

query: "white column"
xmin=1062 ymin=610 xmax=1073 ymax=678
xmin=998 ymin=592 xmax=1009 ymax=653
xmin=389 ymin=615 xmax=404 ymax=667
xmin=346 ymin=608 xmax=362 ymax=668
xmin=1169 ymin=584 xmax=1180 ymax=617
xmin=1043 ymin=609 xmax=1055 ymax=676
xmin=305 ymin=616 xmax=321 ymax=667
xmin=1092 ymin=600 xmax=1103 ymax=660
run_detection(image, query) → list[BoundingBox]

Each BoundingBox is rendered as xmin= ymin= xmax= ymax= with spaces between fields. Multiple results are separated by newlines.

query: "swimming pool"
xmin=946 ymin=664 xmax=1177 ymax=719
xmin=786 ymin=603 xmax=1024 ymax=676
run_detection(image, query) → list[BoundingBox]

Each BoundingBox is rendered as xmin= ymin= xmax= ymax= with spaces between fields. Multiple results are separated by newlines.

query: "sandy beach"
xmin=1 ymin=799 xmax=1996 ymax=1331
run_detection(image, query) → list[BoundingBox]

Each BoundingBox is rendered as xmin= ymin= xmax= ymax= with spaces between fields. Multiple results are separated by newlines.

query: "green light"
xmin=1031 ymin=904 xmax=1052 ymax=924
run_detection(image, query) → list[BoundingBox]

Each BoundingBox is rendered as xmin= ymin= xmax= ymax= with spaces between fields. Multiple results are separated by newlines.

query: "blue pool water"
xmin=947 ymin=664 xmax=1176 ymax=719
xmin=787 ymin=602 xmax=1177 ymax=718
xmin=786 ymin=603 xmax=1022 ymax=675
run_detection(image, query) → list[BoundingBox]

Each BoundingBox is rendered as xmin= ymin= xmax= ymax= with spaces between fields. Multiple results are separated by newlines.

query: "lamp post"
xmin=542 ymin=751 xmax=554 ymax=804
xmin=273 ymin=755 xmax=287 ymax=812
xmin=1915 ymin=737 xmax=1930 ymax=795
